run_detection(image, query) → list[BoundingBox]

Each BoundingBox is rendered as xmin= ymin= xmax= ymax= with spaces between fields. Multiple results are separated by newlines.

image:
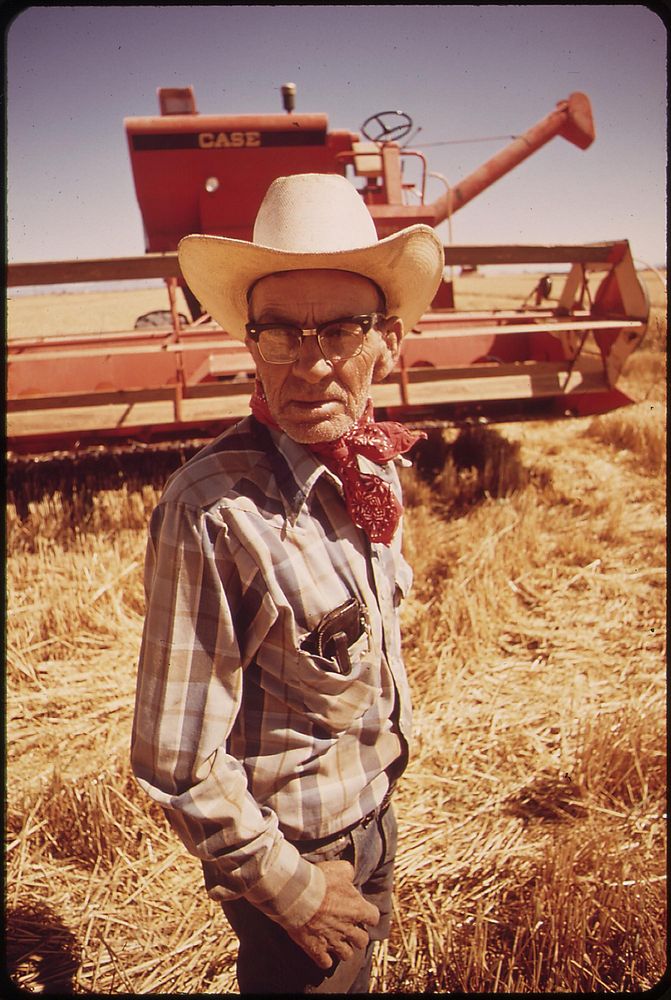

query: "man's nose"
xmin=291 ymin=335 xmax=333 ymax=381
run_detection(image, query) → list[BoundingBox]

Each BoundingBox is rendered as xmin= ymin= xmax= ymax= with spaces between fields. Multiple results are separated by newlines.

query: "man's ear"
xmin=372 ymin=316 xmax=403 ymax=382
xmin=245 ymin=336 xmax=260 ymax=363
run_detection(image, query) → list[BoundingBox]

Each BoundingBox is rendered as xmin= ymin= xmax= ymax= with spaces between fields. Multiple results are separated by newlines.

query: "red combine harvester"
xmin=7 ymin=85 xmax=649 ymax=505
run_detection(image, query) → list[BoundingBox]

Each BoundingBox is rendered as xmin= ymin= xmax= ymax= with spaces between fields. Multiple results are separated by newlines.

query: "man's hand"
xmin=286 ymin=859 xmax=380 ymax=970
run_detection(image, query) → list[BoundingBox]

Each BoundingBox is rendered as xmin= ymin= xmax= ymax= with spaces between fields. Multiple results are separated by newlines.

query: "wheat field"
xmin=6 ymin=271 xmax=667 ymax=993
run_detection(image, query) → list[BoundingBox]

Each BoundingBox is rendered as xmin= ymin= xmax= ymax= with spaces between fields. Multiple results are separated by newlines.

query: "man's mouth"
xmin=288 ymin=398 xmax=341 ymax=411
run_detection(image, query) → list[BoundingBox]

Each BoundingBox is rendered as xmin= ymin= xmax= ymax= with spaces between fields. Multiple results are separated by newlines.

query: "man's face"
xmin=246 ymin=270 xmax=401 ymax=443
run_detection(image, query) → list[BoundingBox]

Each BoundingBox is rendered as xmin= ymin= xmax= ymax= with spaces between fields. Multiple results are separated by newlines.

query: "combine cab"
xmin=7 ymin=85 xmax=649 ymax=500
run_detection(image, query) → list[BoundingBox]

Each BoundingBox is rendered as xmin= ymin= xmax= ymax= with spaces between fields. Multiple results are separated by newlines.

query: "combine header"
xmin=7 ymin=85 xmax=649 ymax=509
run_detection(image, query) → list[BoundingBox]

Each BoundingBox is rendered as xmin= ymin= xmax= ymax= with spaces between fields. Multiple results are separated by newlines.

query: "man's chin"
xmin=278 ymin=411 xmax=354 ymax=445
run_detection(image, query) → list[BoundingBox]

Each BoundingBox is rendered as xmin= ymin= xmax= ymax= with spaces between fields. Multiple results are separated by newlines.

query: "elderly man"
xmin=131 ymin=173 xmax=444 ymax=993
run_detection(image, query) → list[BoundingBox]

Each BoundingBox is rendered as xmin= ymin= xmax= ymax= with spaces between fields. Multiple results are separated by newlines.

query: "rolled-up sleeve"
xmin=130 ymin=500 xmax=326 ymax=928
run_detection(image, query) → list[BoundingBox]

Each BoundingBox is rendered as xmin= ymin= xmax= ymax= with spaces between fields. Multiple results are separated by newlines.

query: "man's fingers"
xmin=310 ymin=946 xmax=334 ymax=971
xmin=331 ymin=938 xmax=355 ymax=963
xmin=353 ymin=896 xmax=380 ymax=927
xmin=348 ymin=924 xmax=370 ymax=950
xmin=287 ymin=928 xmax=333 ymax=970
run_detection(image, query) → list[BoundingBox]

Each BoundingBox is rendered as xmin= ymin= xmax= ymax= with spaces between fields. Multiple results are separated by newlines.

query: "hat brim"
xmin=178 ymin=225 xmax=445 ymax=340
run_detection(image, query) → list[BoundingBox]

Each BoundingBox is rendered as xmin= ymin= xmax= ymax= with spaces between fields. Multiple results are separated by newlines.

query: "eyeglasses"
xmin=245 ymin=313 xmax=387 ymax=365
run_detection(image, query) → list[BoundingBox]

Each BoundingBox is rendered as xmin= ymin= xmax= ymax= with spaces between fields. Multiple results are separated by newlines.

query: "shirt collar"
xmin=256 ymin=420 xmax=343 ymax=524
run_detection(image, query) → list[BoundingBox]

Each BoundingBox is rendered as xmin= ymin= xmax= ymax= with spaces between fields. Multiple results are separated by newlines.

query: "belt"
xmin=292 ymin=786 xmax=394 ymax=854
xmin=360 ymin=787 xmax=394 ymax=829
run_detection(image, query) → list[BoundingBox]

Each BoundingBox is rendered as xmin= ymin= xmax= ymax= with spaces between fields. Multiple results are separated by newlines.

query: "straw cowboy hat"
xmin=178 ymin=173 xmax=445 ymax=339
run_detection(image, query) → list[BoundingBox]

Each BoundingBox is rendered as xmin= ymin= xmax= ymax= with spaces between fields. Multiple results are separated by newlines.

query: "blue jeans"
xmin=221 ymin=804 xmax=398 ymax=994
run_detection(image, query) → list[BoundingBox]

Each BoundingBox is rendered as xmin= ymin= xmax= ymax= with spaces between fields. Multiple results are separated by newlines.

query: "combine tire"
xmin=134 ymin=310 xmax=189 ymax=329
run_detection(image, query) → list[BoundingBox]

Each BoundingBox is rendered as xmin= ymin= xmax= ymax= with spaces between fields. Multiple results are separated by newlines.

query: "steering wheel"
xmin=360 ymin=110 xmax=413 ymax=144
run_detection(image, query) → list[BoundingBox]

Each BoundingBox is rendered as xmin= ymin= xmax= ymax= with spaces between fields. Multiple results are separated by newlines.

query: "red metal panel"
xmin=126 ymin=113 xmax=357 ymax=250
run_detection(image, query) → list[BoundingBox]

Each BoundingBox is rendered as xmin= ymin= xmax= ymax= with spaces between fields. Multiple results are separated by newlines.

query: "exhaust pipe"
xmin=281 ymin=82 xmax=297 ymax=114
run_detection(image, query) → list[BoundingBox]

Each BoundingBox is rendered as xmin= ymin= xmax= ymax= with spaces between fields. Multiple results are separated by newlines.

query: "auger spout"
xmin=429 ymin=92 xmax=595 ymax=224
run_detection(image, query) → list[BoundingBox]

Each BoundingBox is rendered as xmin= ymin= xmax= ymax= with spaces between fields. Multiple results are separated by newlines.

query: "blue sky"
xmin=6 ymin=5 xmax=668 ymax=273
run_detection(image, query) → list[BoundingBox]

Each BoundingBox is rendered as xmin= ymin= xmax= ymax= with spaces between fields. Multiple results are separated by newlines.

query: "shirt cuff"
xmin=207 ymin=835 xmax=327 ymax=930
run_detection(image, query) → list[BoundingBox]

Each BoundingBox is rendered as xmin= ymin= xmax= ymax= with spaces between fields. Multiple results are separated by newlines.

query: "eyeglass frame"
xmin=244 ymin=312 xmax=388 ymax=365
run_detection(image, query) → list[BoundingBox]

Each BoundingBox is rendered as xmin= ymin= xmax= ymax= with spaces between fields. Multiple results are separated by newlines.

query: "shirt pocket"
xmin=290 ymin=630 xmax=379 ymax=734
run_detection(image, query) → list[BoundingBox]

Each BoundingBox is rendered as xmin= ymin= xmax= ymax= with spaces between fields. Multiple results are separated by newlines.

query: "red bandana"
xmin=250 ymin=382 xmax=425 ymax=545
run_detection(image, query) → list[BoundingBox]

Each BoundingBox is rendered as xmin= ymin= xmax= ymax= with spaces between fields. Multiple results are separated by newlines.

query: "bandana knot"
xmin=250 ymin=382 xmax=425 ymax=545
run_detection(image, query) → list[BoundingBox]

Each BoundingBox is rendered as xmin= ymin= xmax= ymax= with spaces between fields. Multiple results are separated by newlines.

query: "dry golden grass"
xmin=586 ymin=400 xmax=666 ymax=475
xmin=389 ymin=413 xmax=666 ymax=990
xmin=7 ymin=286 xmax=192 ymax=339
xmin=5 ymin=276 xmax=667 ymax=993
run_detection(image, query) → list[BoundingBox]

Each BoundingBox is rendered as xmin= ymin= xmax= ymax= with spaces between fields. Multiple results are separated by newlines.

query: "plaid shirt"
xmin=131 ymin=415 xmax=413 ymax=929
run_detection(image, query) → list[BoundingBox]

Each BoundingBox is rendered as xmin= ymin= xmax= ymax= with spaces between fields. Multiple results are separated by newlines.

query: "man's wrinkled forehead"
xmin=246 ymin=269 xmax=386 ymax=310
